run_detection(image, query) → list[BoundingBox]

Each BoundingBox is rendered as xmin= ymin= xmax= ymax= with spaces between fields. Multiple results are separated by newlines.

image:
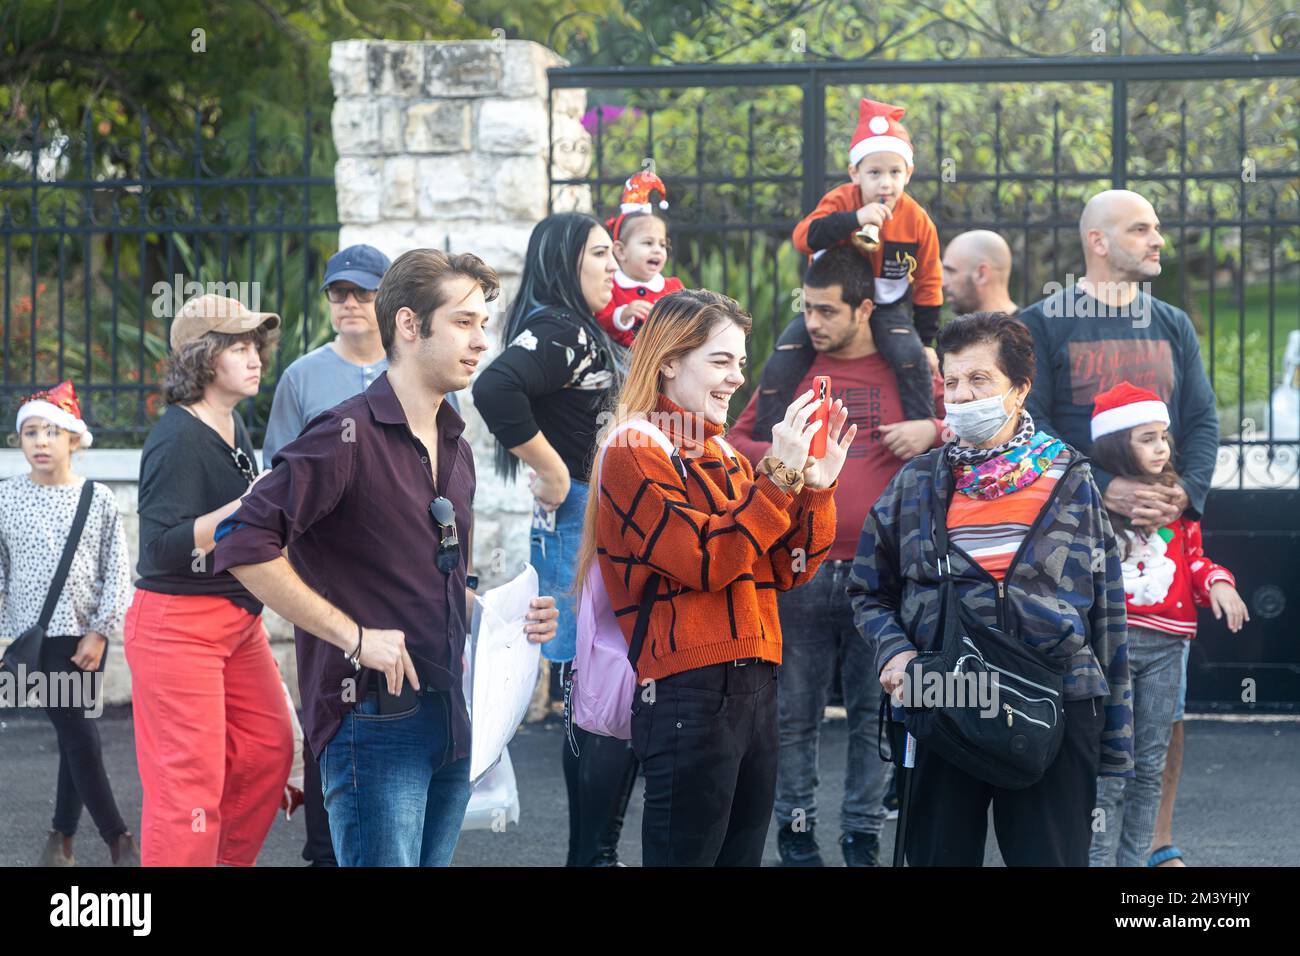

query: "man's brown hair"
xmin=375 ymin=249 xmax=501 ymax=361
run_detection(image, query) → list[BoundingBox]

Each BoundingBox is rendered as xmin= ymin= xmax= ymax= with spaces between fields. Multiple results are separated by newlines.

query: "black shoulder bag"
xmin=899 ymin=492 xmax=1068 ymax=790
xmin=1 ymin=480 xmax=97 ymax=675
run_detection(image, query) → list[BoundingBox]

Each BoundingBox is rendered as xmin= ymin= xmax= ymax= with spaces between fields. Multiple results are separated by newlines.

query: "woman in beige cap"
xmin=123 ymin=293 xmax=293 ymax=867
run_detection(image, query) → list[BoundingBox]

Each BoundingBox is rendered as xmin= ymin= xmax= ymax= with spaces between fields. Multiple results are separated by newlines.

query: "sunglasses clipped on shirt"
xmin=325 ymin=285 xmax=377 ymax=304
xmin=231 ymin=446 xmax=257 ymax=484
xmin=429 ymin=496 xmax=461 ymax=574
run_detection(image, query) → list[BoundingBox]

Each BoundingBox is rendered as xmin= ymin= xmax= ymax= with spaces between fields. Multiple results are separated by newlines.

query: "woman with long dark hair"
xmin=472 ymin=213 xmax=632 ymax=866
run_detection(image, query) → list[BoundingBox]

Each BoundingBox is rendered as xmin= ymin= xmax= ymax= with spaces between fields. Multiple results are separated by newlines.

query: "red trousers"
xmin=124 ymin=590 xmax=293 ymax=867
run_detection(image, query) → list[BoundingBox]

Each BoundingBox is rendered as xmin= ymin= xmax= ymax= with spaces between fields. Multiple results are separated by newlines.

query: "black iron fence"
xmin=550 ymin=54 xmax=1300 ymax=481
xmin=0 ymin=106 xmax=339 ymax=445
xmin=549 ymin=52 xmax=1300 ymax=708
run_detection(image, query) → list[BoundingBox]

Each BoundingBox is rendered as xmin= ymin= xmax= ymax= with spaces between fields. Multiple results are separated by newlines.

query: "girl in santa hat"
xmin=1 ymin=381 xmax=137 ymax=865
xmin=1086 ymin=380 xmax=1247 ymax=869
xmin=598 ymin=170 xmax=684 ymax=349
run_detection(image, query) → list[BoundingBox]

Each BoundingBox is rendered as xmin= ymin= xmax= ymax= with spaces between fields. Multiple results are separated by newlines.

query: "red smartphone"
xmin=809 ymin=375 xmax=831 ymax=459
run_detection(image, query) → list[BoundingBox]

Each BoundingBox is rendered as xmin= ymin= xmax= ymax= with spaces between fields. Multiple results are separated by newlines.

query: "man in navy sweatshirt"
xmin=1018 ymin=189 xmax=1219 ymax=527
xmin=1018 ymin=189 xmax=1221 ymax=870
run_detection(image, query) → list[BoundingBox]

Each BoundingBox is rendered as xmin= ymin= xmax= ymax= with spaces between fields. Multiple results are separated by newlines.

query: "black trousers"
xmin=39 ymin=636 xmax=128 ymax=844
xmin=632 ymin=660 xmax=779 ymax=867
xmin=903 ymin=696 xmax=1105 ymax=866
xmin=562 ymin=725 xmax=638 ymax=866
xmin=301 ymin=744 xmax=338 ymax=866
xmin=869 ymin=305 xmax=935 ymax=423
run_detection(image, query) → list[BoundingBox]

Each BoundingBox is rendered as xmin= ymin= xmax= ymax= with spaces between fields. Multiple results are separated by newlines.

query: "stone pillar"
xmin=328 ymin=39 xmax=592 ymax=590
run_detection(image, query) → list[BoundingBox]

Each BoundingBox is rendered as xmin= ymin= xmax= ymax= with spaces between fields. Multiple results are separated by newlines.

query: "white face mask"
xmin=944 ymin=388 xmax=1014 ymax=444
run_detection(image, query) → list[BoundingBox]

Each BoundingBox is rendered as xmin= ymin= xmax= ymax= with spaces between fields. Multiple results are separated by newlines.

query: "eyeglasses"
xmin=429 ymin=496 xmax=461 ymax=574
xmin=231 ymin=447 xmax=257 ymax=483
xmin=325 ymin=285 xmax=377 ymax=304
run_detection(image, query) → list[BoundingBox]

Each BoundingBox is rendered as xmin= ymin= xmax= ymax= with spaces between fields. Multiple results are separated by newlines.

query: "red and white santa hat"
xmin=607 ymin=170 xmax=670 ymax=241
xmin=618 ymin=170 xmax=669 ymax=214
xmin=16 ymin=380 xmax=93 ymax=448
xmin=849 ymin=98 xmax=914 ymax=169
xmin=1090 ymin=381 xmax=1169 ymax=441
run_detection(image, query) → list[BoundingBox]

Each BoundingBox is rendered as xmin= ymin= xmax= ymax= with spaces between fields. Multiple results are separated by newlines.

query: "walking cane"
xmin=892 ymin=731 xmax=916 ymax=868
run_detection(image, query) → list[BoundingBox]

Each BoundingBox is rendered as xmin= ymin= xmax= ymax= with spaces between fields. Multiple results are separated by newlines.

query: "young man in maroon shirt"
xmin=215 ymin=250 xmax=559 ymax=867
xmin=728 ymin=245 xmax=944 ymax=866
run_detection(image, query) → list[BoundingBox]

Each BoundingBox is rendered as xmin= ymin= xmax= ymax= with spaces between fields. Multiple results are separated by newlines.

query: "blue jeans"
xmin=1090 ymin=626 xmax=1186 ymax=867
xmin=531 ymin=479 xmax=589 ymax=663
xmin=1172 ymin=638 xmax=1191 ymax=722
xmin=320 ymin=689 xmax=472 ymax=867
xmin=774 ymin=560 xmax=890 ymax=836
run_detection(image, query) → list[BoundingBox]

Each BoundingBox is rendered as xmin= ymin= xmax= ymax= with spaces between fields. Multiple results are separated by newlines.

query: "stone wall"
xmin=327 ymin=38 xmax=592 ymax=593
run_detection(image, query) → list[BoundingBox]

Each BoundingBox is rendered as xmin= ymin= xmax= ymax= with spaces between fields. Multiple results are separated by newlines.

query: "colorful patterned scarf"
xmin=947 ymin=414 xmax=1065 ymax=499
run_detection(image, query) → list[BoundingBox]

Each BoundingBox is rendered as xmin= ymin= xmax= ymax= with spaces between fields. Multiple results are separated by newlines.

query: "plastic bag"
xmin=460 ymin=746 xmax=520 ymax=831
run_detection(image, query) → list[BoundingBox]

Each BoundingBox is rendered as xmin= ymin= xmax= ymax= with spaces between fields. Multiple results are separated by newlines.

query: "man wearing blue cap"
xmin=263 ymin=244 xmax=459 ymax=466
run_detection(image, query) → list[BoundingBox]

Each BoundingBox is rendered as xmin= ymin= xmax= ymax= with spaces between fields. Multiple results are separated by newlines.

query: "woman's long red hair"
xmin=572 ymin=288 xmax=752 ymax=600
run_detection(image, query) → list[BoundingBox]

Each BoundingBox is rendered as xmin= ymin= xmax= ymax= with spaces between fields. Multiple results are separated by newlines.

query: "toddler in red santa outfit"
xmin=597 ymin=170 xmax=684 ymax=348
xmin=1086 ymin=380 xmax=1247 ymax=870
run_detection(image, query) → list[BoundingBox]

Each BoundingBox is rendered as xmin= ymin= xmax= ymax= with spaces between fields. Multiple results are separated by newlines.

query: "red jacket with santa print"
xmin=595 ymin=269 xmax=685 ymax=347
xmin=1123 ymin=517 xmax=1236 ymax=637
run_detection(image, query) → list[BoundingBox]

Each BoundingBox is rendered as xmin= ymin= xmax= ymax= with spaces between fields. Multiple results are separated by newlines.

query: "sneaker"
xmin=777 ymin=821 xmax=824 ymax=867
xmin=883 ymin=770 xmax=900 ymax=821
xmin=39 ymin=831 xmax=75 ymax=867
xmin=841 ymin=830 xmax=880 ymax=867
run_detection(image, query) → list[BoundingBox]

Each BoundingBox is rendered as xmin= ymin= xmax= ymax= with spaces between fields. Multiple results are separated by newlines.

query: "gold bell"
xmin=851 ymin=222 xmax=880 ymax=256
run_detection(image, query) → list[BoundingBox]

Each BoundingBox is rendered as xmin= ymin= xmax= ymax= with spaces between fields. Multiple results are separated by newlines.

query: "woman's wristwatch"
xmin=756 ymin=455 xmax=805 ymax=495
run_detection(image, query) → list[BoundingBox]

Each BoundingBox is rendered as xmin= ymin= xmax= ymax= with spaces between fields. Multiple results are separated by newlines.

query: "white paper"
xmin=467 ymin=563 xmax=541 ymax=781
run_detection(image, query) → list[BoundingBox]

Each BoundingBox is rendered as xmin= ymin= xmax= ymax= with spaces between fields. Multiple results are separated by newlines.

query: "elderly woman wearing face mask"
xmin=847 ymin=311 xmax=1134 ymax=868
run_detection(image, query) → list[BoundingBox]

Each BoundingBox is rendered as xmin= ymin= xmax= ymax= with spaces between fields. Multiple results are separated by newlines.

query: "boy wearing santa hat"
xmin=792 ymin=97 xmax=944 ymax=424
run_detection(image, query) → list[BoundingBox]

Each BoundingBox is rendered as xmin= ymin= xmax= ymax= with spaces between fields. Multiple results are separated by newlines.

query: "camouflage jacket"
xmin=847 ymin=443 xmax=1135 ymax=778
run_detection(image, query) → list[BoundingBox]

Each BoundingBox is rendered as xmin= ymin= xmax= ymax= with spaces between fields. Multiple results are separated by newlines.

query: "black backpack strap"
xmin=930 ymin=456 xmax=953 ymax=569
xmin=626 ymin=572 xmax=661 ymax=672
xmin=36 ymin=480 xmax=97 ymax=633
xmin=927 ymin=462 xmax=963 ymax=662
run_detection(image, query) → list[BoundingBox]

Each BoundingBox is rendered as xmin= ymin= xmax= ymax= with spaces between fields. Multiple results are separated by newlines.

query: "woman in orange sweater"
xmin=574 ymin=288 xmax=853 ymax=866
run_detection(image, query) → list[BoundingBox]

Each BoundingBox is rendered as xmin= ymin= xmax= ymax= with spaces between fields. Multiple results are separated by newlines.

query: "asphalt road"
xmin=1 ymin=708 xmax=1296 ymax=867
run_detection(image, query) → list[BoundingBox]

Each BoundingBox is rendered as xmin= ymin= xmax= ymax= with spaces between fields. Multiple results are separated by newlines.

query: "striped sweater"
xmin=596 ymin=393 xmax=837 ymax=680
xmin=946 ymin=453 xmax=1069 ymax=579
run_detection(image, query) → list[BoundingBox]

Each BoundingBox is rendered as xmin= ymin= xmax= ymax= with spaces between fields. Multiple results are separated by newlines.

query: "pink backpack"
xmin=571 ymin=418 xmax=736 ymax=738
